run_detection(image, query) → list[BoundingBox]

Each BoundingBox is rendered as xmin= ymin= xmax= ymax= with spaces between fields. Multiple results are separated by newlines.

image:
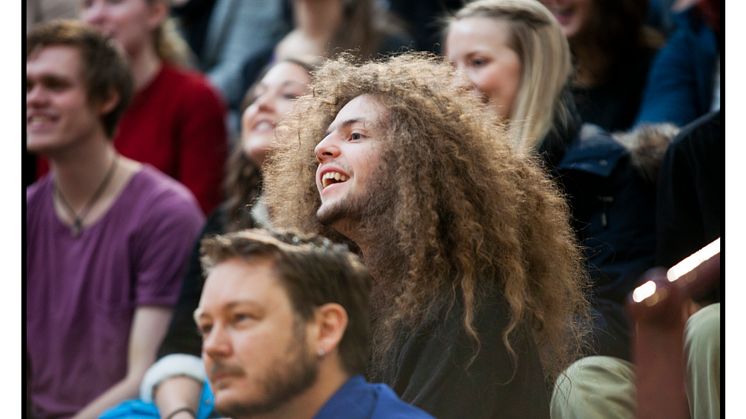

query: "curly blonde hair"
xmin=263 ymin=53 xmax=590 ymax=382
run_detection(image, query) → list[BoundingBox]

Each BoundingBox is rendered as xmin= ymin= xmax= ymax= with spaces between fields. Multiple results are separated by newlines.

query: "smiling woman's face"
xmin=539 ymin=0 xmax=594 ymax=40
xmin=445 ymin=17 xmax=522 ymax=121
xmin=241 ymin=62 xmax=311 ymax=167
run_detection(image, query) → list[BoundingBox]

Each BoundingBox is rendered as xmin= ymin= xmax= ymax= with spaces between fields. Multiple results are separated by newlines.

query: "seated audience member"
xmin=138 ymin=58 xmax=316 ymax=417
xmin=190 ymin=228 xmax=434 ymax=419
xmin=26 ymin=20 xmax=204 ymax=419
xmin=171 ymin=0 xmax=289 ymax=137
xmin=76 ymin=0 xmax=228 ymax=214
xmin=656 ymin=110 xmax=721 ymax=271
xmin=26 ymin=0 xmax=79 ymax=32
xmin=263 ymin=53 xmax=590 ymax=418
xmin=445 ymin=0 xmax=665 ymax=361
xmin=635 ymin=0 xmax=720 ymax=127
xmin=274 ymin=0 xmax=412 ymax=62
xmin=551 ymin=111 xmax=722 ymax=419
xmin=538 ymin=0 xmax=664 ymax=132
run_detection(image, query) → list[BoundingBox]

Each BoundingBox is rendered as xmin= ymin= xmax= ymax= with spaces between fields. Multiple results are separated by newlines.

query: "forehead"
xmin=447 ymin=17 xmax=515 ymax=53
xmin=331 ymin=94 xmax=386 ymax=127
xmin=261 ymin=61 xmax=311 ymax=87
xmin=27 ymin=45 xmax=84 ymax=81
xmin=200 ymin=257 xmax=292 ymax=313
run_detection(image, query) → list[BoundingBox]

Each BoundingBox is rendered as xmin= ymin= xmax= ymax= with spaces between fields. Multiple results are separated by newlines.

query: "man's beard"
xmin=316 ymin=161 xmax=394 ymax=232
xmin=215 ymin=321 xmax=319 ymax=418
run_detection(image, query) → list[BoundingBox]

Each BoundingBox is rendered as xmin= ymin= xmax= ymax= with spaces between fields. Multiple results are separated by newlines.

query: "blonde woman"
xmin=446 ymin=0 xmax=661 ymax=363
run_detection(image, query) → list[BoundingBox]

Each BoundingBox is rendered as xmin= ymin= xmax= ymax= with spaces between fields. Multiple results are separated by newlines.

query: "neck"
xmin=336 ymin=219 xmax=405 ymax=298
xmin=50 ymin=135 xmax=118 ymax=207
xmin=128 ymin=41 xmax=162 ymax=91
xmin=240 ymin=364 xmax=349 ymax=419
xmin=293 ymin=0 xmax=342 ymax=39
xmin=573 ymin=44 xmax=607 ymax=87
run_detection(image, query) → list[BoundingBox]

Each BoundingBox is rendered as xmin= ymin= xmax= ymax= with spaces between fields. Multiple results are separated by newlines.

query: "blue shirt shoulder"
xmin=314 ymin=375 xmax=434 ymax=419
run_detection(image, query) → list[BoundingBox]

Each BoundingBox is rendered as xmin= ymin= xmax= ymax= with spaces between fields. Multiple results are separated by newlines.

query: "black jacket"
xmin=540 ymin=96 xmax=658 ymax=359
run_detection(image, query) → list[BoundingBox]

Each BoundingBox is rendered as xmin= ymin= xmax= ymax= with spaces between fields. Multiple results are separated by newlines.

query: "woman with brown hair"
xmin=123 ymin=58 xmax=317 ymax=419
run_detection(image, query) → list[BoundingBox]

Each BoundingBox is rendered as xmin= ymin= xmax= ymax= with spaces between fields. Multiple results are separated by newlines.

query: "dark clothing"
xmin=315 ymin=375 xmax=434 ymax=419
xmin=656 ymin=111 xmax=722 ymax=270
xmin=373 ymin=289 xmax=550 ymax=419
xmin=386 ymin=0 xmax=464 ymax=53
xmin=636 ymin=8 xmax=719 ymax=128
xmin=555 ymin=127 xmax=658 ymax=303
xmin=572 ymin=46 xmax=658 ymax=132
xmin=157 ymin=208 xmax=230 ymax=358
xmin=540 ymin=98 xmax=658 ymax=360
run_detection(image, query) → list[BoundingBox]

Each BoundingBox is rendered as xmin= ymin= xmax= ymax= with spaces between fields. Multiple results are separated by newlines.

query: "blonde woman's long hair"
xmin=149 ymin=0 xmax=191 ymax=66
xmin=448 ymin=0 xmax=572 ymax=154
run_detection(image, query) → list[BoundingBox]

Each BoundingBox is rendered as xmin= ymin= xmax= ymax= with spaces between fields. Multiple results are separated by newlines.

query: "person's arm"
xmin=71 ymin=307 xmax=173 ymax=419
xmin=154 ymin=376 xmax=202 ymax=419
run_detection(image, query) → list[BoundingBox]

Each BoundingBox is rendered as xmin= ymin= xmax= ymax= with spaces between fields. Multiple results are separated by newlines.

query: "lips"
xmin=548 ymin=6 xmax=575 ymax=25
xmin=318 ymin=166 xmax=351 ymax=192
xmin=27 ymin=113 xmax=58 ymax=131
xmin=251 ymin=118 xmax=276 ymax=133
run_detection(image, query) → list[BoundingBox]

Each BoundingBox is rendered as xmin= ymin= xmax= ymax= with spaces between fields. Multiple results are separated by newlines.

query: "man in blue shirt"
xmin=192 ymin=229 xmax=432 ymax=419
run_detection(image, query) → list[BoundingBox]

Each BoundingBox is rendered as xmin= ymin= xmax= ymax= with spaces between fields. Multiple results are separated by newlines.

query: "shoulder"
xmin=558 ymin=124 xmax=629 ymax=177
xmin=158 ymin=65 xmax=207 ymax=87
xmin=126 ymin=166 xmax=204 ymax=220
xmin=26 ymin=175 xmax=52 ymax=205
xmin=370 ymin=383 xmax=434 ymax=419
xmin=160 ymin=65 xmax=224 ymax=103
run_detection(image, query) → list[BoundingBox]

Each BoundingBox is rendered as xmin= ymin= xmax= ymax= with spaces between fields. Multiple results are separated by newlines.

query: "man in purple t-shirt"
xmin=26 ymin=21 xmax=204 ymax=419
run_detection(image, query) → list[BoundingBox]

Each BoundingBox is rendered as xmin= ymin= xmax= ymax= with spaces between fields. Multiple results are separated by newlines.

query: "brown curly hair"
xmin=263 ymin=53 xmax=590 ymax=382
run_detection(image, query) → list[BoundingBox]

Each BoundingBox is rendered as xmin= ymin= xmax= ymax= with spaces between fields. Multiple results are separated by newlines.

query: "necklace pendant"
xmin=72 ymin=220 xmax=82 ymax=237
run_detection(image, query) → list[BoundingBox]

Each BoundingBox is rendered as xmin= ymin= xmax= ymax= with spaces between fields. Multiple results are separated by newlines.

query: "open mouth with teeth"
xmin=321 ymin=171 xmax=349 ymax=189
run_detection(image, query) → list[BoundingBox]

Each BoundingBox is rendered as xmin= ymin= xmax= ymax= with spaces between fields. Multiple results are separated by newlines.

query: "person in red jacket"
xmin=62 ymin=0 xmax=227 ymax=214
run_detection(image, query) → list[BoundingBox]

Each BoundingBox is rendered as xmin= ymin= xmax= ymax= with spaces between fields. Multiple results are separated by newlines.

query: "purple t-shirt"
xmin=26 ymin=165 xmax=205 ymax=418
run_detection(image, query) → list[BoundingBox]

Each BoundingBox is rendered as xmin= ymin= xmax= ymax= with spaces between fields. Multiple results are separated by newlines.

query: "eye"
xmin=282 ymin=90 xmax=302 ymax=100
xmin=232 ymin=312 xmax=256 ymax=325
xmin=196 ymin=322 xmax=212 ymax=337
xmin=469 ymin=57 xmax=489 ymax=68
xmin=349 ymin=132 xmax=364 ymax=141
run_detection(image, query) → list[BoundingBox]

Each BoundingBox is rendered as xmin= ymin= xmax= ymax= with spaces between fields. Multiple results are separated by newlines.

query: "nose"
xmin=202 ymin=324 xmax=232 ymax=359
xmin=26 ymin=83 xmax=48 ymax=108
xmin=314 ymin=134 xmax=341 ymax=163
xmin=252 ymin=90 xmax=277 ymax=113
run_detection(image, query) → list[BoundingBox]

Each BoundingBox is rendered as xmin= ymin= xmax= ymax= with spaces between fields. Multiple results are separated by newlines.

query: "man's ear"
xmin=146 ymin=0 xmax=169 ymax=30
xmin=313 ymin=303 xmax=348 ymax=357
xmin=97 ymin=90 xmax=120 ymax=115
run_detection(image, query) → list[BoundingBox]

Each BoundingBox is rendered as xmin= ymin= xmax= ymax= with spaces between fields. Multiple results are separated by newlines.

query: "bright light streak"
xmin=633 ymin=280 xmax=657 ymax=303
xmin=667 ymin=238 xmax=720 ymax=282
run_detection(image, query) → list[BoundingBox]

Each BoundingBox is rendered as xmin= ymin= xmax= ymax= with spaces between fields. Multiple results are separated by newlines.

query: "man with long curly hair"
xmin=263 ymin=53 xmax=590 ymax=419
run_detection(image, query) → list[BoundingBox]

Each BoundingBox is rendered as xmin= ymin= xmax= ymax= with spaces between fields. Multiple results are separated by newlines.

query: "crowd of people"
xmin=26 ymin=0 xmax=722 ymax=418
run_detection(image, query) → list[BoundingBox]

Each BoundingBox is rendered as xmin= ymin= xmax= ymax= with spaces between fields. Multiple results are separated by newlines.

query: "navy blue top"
xmin=314 ymin=375 xmax=434 ymax=419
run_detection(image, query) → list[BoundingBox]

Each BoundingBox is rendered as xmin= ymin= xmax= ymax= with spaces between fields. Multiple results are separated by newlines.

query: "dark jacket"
xmin=636 ymin=7 xmax=719 ymax=127
xmin=540 ymin=97 xmax=659 ymax=359
xmin=655 ymin=111 xmax=722 ymax=294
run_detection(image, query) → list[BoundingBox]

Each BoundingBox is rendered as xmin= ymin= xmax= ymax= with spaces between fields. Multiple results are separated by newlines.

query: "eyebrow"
xmin=193 ymin=300 xmax=264 ymax=322
xmin=324 ymin=118 xmax=366 ymax=138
